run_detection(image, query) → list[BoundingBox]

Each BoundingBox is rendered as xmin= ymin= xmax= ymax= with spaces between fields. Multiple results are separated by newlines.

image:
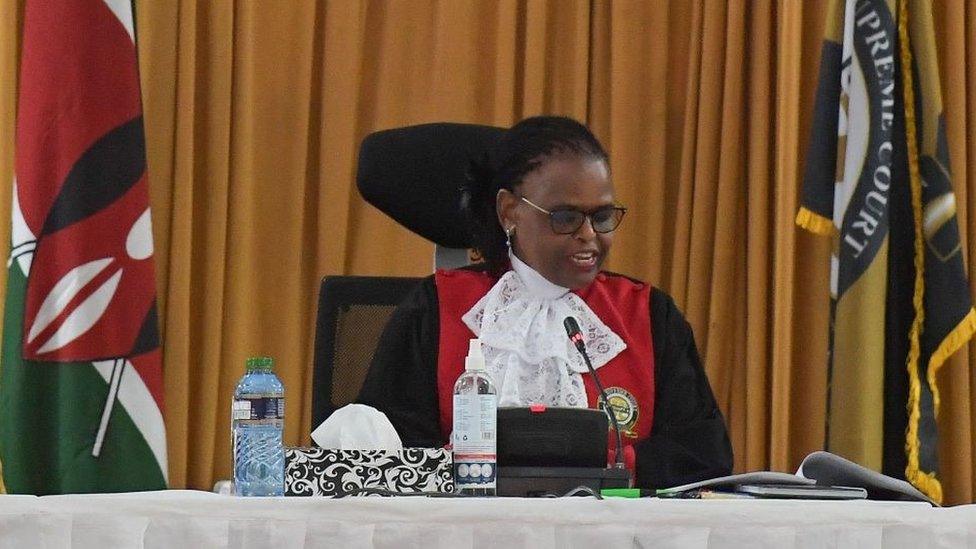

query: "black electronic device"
xmin=496 ymin=406 xmax=608 ymax=468
xmin=495 ymin=406 xmax=630 ymax=497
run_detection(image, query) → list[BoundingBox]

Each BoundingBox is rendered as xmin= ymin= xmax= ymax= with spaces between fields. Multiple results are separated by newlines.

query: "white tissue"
xmin=310 ymin=404 xmax=403 ymax=450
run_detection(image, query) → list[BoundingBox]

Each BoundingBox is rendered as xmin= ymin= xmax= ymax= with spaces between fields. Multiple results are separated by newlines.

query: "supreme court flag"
xmin=797 ymin=0 xmax=975 ymax=503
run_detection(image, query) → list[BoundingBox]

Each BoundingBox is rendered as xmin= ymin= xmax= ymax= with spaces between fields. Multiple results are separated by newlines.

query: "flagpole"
xmin=92 ymin=358 xmax=126 ymax=457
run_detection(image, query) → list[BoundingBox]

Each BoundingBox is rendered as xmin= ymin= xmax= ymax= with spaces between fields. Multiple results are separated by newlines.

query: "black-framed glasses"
xmin=519 ymin=196 xmax=627 ymax=235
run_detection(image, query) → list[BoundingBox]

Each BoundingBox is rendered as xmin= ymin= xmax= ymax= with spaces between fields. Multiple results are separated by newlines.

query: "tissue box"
xmin=285 ymin=447 xmax=455 ymax=496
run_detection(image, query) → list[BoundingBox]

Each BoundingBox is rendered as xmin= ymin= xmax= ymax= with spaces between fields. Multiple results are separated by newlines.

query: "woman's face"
xmin=497 ymin=154 xmax=616 ymax=290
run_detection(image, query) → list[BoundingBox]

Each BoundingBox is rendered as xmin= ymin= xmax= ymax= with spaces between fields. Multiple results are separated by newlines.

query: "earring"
xmin=505 ymin=226 xmax=516 ymax=248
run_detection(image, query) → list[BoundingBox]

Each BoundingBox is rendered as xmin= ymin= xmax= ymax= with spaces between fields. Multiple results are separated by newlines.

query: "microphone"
xmin=563 ymin=316 xmax=626 ymax=470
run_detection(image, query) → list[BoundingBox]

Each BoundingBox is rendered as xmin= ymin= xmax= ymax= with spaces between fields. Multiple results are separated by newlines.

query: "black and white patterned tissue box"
xmin=284 ymin=447 xmax=455 ymax=496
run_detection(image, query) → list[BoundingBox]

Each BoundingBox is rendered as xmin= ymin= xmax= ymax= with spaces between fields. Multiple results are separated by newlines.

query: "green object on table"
xmin=601 ymin=488 xmax=643 ymax=498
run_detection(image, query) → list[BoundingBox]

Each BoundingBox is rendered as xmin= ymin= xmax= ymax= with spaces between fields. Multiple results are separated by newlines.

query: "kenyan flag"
xmin=0 ymin=0 xmax=167 ymax=494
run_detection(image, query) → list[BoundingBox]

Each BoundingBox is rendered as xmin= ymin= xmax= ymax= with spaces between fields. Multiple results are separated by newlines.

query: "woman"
xmin=357 ymin=116 xmax=732 ymax=489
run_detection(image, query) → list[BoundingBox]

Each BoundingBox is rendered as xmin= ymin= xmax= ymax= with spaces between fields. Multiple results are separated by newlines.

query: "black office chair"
xmin=310 ymin=123 xmax=504 ymax=433
xmin=310 ymin=275 xmax=423 ymax=433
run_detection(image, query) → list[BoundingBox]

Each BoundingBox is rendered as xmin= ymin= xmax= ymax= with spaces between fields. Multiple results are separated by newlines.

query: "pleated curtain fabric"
xmin=1 ymin=0 xmax=975 ymax=504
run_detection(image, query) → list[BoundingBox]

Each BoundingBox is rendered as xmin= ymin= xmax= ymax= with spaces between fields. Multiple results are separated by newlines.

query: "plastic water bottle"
xmin=452 ymin=338 xmax=497 ymax=495
xmin=232 ymin=356 xmax=285 ymax=496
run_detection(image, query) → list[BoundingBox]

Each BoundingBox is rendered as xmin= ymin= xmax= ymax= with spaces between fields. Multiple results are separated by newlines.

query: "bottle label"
xmin=233 ymin=396 xmax=284 ymax=421
xmin=452 ymin=394 xmax=497 ymax=488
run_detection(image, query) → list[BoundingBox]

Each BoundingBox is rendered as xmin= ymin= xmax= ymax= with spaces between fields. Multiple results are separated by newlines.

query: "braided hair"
xmin=463 ymin=116 xmax=609 ymax=276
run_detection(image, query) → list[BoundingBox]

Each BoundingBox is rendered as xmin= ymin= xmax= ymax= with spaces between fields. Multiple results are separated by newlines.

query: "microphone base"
xmin=497 ymin=466 xmax=631 ymax=497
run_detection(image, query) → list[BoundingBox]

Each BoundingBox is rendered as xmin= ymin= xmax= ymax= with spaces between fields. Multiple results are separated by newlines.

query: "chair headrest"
xmin=356 ymin=122 xmax=505 ymax=249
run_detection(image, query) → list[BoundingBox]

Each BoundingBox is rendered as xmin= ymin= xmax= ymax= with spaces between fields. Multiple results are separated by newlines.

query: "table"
xmin=0 ymin=490 xmax=974 ymax=548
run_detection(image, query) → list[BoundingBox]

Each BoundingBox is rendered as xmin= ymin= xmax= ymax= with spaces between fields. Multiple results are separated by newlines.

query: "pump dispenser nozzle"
xmin=465 ymin=338 xmax=485 ymax=371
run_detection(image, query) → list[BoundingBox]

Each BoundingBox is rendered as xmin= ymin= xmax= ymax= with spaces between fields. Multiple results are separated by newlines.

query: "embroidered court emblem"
xmin=600 ymin=387 xmax=639 ymax=438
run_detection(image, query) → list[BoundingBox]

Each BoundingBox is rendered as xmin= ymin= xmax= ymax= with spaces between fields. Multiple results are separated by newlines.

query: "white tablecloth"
xmin=0 ymin=490 xmax=974 ymax=548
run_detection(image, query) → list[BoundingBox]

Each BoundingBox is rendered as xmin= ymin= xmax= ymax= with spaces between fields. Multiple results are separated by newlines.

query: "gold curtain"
xmin=1 ymin=0 xmax=974 ymax=504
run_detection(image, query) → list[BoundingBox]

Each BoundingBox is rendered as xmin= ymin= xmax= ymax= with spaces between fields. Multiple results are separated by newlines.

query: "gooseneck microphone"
xmin=563 ymin=316 xmax=626 ymax=470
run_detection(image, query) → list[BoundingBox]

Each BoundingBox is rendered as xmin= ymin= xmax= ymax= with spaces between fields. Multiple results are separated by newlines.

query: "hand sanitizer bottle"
xmin=452 ymin=338 xmax=497 ymax=496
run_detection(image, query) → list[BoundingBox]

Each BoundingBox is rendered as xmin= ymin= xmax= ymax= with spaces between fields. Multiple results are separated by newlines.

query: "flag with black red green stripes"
xmin=0 ymin=0 xmax=167 ymax=494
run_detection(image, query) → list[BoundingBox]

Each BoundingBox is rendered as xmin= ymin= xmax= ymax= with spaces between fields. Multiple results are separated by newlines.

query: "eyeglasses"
xmin=519 ymin=196 xmax=627 ymax=235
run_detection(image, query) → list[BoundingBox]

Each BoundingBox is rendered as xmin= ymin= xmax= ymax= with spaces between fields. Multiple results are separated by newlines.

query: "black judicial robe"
xmin=357 ymin=268 xmax=733 ymax=489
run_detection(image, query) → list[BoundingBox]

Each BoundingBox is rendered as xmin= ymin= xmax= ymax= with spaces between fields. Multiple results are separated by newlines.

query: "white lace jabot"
xmin=461 ymin=252 xmax=626 ymax=407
